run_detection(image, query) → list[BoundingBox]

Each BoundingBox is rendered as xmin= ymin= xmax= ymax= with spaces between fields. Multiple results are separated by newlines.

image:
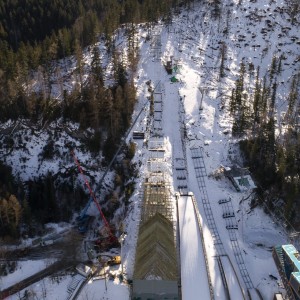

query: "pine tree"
xmin=231 ymin=62 xmax=248 ymax=136
xmin=269 ymin=81 xmax=277 ymax=119
xmin=252 ymin=67 xmax=262 ymax=134
xmin=262 ymin=117 xmax=276 ymax=177
xmin=113 ymin=85 xmax=123 ymax=138
xmin=270 ymin=55 xmax=277 ymax=83
xmin=261 ymin=75 xmax=270 ymax=124
xmin=91 ymin=45 xmax=103 ymax=85
xmin=103 ymin=88 xmax=114 ymax=131
xmin=212 ymin=0 xmax=222 ymax=19
xmin=219 ymin=42 xmax=226 ymax=79
xmin=74 ymin=38 xmax=84 ymax=92
xmin=286 ymin=76 xmax=299 ymax=129
xmin=22 ymin=198 xmax=32 ymax=226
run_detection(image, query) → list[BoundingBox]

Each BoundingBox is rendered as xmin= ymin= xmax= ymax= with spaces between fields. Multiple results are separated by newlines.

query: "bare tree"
xmin=41 ymin=278 xmax=47 ymax=299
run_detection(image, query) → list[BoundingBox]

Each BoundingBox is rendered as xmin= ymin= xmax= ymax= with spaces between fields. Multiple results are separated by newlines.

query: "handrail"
xmin=191 ymin=194 xmax=215 ymax=300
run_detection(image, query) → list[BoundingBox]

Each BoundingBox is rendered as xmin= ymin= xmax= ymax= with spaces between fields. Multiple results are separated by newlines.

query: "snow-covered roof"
xmin=225 ymin=166 xmax=257 ymax=191
xmin=232 ymin=174 xmax=257 ymax=191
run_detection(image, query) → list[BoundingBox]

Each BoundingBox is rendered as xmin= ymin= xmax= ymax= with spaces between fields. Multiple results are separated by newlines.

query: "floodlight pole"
xmin=104 ymin=263 xmax=107 ymax=291
xmin=119 ymin=233 xmax=126 ymax=278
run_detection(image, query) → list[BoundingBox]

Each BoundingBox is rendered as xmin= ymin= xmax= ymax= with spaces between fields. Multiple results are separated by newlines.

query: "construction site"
xmin=132 ymin=45 xmax=179 ymax=297
xmin=132 ymin=157 xmax=178 ymax=299
xmin=2 ymin=1 xmax=299 ymax=298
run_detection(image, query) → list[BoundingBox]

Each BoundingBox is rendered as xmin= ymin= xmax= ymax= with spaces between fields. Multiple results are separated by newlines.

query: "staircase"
xmin=66 ymin=274 xmax=85 ymax=300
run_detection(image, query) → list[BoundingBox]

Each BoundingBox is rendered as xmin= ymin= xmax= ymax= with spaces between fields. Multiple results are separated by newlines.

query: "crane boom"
xmin=71 ymin=150 xmax=114 ymax=239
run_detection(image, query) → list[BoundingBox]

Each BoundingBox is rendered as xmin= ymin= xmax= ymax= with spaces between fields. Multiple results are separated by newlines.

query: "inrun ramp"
xmin=220 ymin=256 xmax=245 ymax=300
xmin=177 ymin=195 xmax=211 ymax=300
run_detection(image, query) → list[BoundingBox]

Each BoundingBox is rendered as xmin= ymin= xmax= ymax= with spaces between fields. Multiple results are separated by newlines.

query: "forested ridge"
xmin=0 ymin=0 xmax=190 ymax=239
xmin=0 ymin=0 xmax=299 ymax=240
xmin=0 ymin=0 xmax=178 ymax=68
xmin=231 ymin=61 xmax=300 ymax=226
xmin=0 ymin=0 xmax=182 ymax=122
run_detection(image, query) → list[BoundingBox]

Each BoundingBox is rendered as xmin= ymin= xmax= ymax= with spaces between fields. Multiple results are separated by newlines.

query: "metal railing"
xmin=191 ymin=194 xmax=215 ymax=300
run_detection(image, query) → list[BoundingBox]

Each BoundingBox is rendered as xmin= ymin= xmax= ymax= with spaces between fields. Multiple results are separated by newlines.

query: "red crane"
xmin=71 ymin=150 xmax=119 ymax=248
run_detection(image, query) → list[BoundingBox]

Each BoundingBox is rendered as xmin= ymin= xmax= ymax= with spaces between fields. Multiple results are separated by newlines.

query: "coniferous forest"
xmin=230 ymin=61 xmax=300 ymax=225
xmin=0 ymin=0 xmax=187 ymax=239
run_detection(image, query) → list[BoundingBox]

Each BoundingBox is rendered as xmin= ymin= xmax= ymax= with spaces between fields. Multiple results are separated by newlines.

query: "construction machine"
xmin=107 ymin=256 xmax=121 ymax=266
xmin=71 ymin=150 xmax=120 ymax=251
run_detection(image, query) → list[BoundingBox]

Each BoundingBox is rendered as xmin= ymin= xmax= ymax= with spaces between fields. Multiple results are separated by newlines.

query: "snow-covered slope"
xmin=4 ymin=0 xmax=299 ymax=299
xmin=123 ymin=0 xmax=297 ymax=298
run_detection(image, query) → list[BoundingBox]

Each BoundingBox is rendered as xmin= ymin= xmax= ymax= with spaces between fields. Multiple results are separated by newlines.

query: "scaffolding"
xmin=132 ymin=43 xmax=179 ymax=296
xmin=140 ymin=175 xmax=173 ymax=225
xmin=147 ymin=159 xmax=167 ymax=174
xmin=150 ymin=27 xmax=162 ymax=61
xmin=133 ymin=213 xmax=177 ymax=280
xmin=151 ymin=83 xmax=164 ymax=137
xmin=142 ymin=139 xmax=173 ymax=223
xmin=133 ymin=138 xmax=178 ymax=295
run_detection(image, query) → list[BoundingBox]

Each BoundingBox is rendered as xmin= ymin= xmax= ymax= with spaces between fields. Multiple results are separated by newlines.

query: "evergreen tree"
xmin=91 ymin=45 xmax=103 ymax=85
xmin=74 ymin=38 xmax=84 ymax=91
xmin=219 ymin=42 xmax=226 ymax=79
xmin=270 ymin=55 xmax=276 ymax=79
xmin=252 ymin=67 xmax=262 ymax=134
xmin=22 ymin=198 xmax=32 ymax=226
xmin=231 ymin=62 xmax=248 ymax=136
xmin=212 ymin=0 xmax=222 ymax=19
xmin=286 ymin=76 xmax=299 ymax=129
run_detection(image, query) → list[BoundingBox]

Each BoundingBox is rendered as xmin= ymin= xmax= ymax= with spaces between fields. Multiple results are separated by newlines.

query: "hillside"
xmin=0 ymin=0 xmax=300 ymax=299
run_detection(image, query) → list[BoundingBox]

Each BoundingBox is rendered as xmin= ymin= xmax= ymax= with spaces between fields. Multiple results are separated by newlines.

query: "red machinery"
xmin=71 ymin=150 xmax=119 ymax=250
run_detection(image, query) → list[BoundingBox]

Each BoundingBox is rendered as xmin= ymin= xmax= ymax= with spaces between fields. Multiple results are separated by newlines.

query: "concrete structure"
xmin=273 ymin=244 xmax=300 ymax=300
xmin=224 ymin=165 xmax=256 ymax=192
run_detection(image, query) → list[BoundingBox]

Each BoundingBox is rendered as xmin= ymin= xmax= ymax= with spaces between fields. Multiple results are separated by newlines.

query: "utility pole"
xmin=102 ymin=262 xmax=108 ymax=292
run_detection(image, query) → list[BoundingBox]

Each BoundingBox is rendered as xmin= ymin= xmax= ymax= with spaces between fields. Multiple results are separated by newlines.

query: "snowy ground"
xmin=125 ymin=0 xmax=296 ymax=298
xmin=8 ymin=275 xmax=129 ymax=300
xmin=0 ymin=259 xmax=56 ymax=290
xmin=2 ymin=0 xmax=299 ymax=299
xmin=77 ymin=279 xmax=129 ymax=300
xmin=178 ymin=195 xmax=211 ymax=300
xmin=9 ymin=276 xmax=72 ymax=300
